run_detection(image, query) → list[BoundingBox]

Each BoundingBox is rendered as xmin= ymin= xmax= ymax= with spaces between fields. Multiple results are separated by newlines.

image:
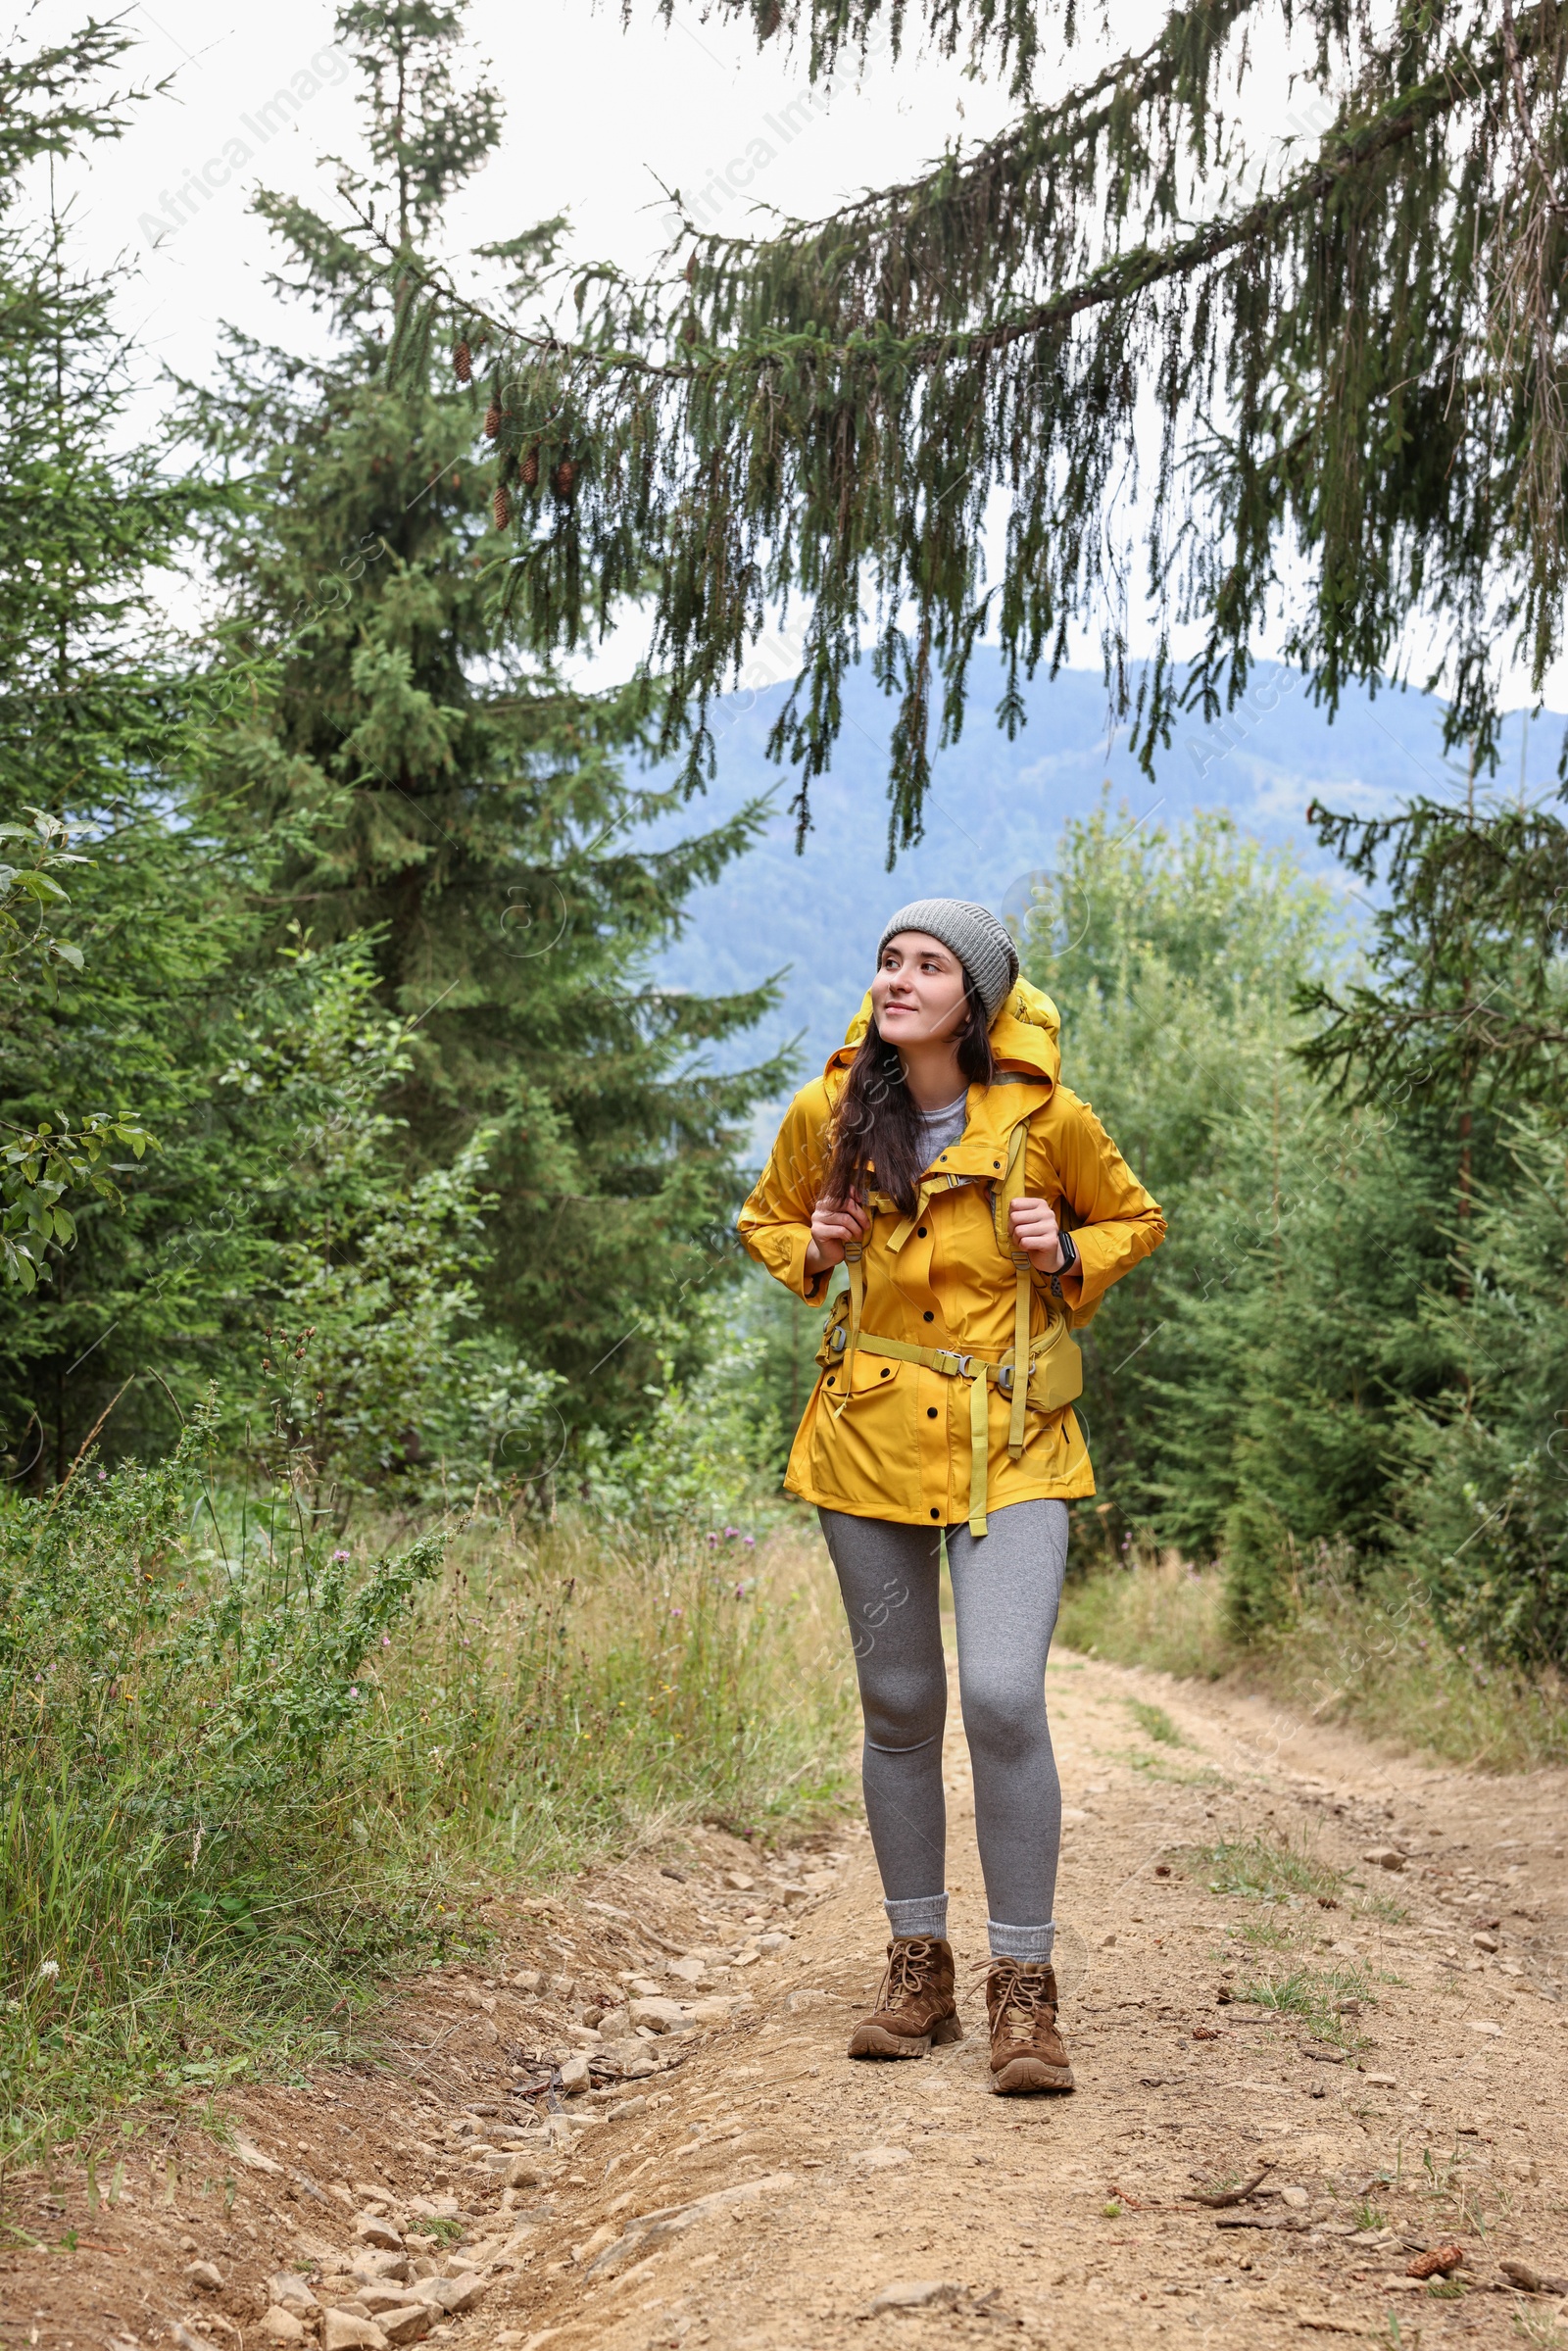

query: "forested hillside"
xmin=646 ymin=659 xmax=1561 ymax=1085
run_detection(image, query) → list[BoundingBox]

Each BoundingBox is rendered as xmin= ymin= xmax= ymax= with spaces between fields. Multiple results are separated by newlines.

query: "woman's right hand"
xmin=805 ymin=1192 xmax=870 ymax=1277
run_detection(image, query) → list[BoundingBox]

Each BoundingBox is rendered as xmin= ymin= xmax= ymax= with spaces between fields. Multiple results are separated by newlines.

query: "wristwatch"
xmin=1049 ymin=1226 xmax=1078 ymax=1299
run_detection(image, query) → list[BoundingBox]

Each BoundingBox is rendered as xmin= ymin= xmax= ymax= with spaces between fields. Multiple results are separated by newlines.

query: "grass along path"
xmin=7 ymin=1642 xmax=1568 ymax=2348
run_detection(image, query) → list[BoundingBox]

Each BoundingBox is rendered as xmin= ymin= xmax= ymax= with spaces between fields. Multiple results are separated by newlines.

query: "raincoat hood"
xmin=828 ymin=974 xmax=1063 ymax=1089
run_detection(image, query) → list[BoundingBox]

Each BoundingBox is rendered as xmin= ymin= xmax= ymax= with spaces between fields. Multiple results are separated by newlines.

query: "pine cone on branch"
xmin=484 ymin=402 xmax=502 ymax=439
xmin=520 ymin=444 xmax=540 ymax=488
xmin=493 ymin=483 xmax=513 ymax=531
xmin=454 ymin=340 xmax=472 ymax=383
xmin=552 ymin=457 xmax=576 ymax=501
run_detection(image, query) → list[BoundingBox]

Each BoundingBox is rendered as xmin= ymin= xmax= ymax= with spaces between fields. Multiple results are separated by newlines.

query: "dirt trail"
xmin=9 ymin=1647 xmax=1568 ymax=2351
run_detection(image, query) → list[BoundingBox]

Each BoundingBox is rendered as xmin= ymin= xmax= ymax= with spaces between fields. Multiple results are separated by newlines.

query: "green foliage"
xmin=1125 ymin=1698 xmax=1185 ymax=1747
xmin=1182 ymin=1835 xmax=1347 ymax=1908
xmin=1024 ymin=803 xmax=1448 ymax=1627
xmin=1298 ymin=796 xmax=1568 ymax=1108
xmin=1388 ymin=1112 xmax=1568 ymax=1671
xmin=1226 ymin=1963 xmax=1373 ymax=2049
xmin=0 ymin=1399 xmax=451 ymax=2149
xmin=368 ymin=3 xmax=1568 ymax=849
xmin=577 ymin=1298 xmax=782 ymax=1532
xmin=181 ymin=0 xmax=789 ymax=1432
xmin=0 ymin=1411 xmax=850 ymax=2151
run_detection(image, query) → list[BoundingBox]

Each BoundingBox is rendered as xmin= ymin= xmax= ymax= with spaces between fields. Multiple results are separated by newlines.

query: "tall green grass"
xmin=0 ymin=1405 xmax=852 ymax=2157
xmin=1059 ymin=1547 xmax=1568 ymax=1770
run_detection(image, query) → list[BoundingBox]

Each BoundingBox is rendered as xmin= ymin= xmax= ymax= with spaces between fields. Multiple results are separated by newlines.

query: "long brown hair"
xmin=823 ymin=965 xmax=996 ymax=1218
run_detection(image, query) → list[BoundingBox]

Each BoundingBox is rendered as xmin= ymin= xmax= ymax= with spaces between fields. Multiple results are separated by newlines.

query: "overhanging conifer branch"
xmin=356 ymin=0 xmax=1568 ymax=853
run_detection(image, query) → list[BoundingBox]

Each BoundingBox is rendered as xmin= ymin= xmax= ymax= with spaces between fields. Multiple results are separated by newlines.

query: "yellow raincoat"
xmin=737 ymin=979 xmax=1164 ymax=1528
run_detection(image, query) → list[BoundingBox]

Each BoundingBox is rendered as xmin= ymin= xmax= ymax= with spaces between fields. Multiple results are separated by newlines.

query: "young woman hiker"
xmin=739 ymin=899 xmax=1164 ymax=2096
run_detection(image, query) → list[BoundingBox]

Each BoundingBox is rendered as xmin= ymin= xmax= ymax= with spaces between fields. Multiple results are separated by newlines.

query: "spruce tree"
xmin=0 ymin=25 xmax=265 ymax=1474
xmin=363 ymin=0 xmax=1568 ymax=852
xmin=188 ymin=0 xmax=788 ymax=1430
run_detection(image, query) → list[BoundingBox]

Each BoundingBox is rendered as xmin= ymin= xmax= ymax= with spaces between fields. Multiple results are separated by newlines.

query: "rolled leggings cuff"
xmin=988 ymin=1917 xmax=1055 ymax=1963
xmin=885 ymin=1893 xmax=950 ymax=1942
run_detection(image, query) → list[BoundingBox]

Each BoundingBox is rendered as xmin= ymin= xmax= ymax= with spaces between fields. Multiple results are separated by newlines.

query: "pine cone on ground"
xmin=454 ymin=340 xmax=472 ymax=382
xmin=493 ymin=483 xmax=513 ymax=531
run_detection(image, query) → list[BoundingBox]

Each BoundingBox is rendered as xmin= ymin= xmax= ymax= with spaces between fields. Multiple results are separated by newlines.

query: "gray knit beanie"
xmin=876 ymin=898 xmax=1020 ymax=1023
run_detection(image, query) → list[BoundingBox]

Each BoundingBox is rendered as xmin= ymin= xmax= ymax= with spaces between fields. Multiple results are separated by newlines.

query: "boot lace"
xmin=878 ymin=1936 xmax=944 ymax=2009
xmin=984 ymin=1959 xmax=1057 ymax=2048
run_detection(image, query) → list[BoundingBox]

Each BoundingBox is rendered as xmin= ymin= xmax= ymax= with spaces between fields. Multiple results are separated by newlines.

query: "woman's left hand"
xmin=1008 ymin=1195 xmax=1064 ymax=1273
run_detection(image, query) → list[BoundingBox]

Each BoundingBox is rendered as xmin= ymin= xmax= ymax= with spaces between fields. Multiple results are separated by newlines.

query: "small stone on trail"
xmin=1499 ymin=2259 xmax=1568 ymax=2295
xmin=854 ymin=2145 xmax=913 ymax=2170
xmin=411 ymin=2274 xmax=488 ymax=2316
xmin=1467 ymin=2018 xmax=1503 ymax=2035
xmin=724 ymin=1871 xmax=756 ymax=1890
xmin=322 ymin=2315 xmax=390 ymax=2351
xmin=868 ymin=2280 xmax=966 ymax=2314
xmin=627 ymin=1996 xmax=690 ymax=2033
xmin=1280 ymin=2187 xmax=1309 ymax=2209
xmin=378 ymin=2306 xmax=432 ymax=2345
xmin=262 ymin=2311 xmax=307 ymax=2345
xmin=269 ymin=2277 xmax=319 ymax=2312
xmin=1362 ymin=1847 xmax=1405 ymax=1872
xmin=186 ymin=2262 xmax=225 ymax=2291
xmin=354 ymin=2216 xmax=405 ymax=2249
xmin=1472 ymin=1932 xmax=1500 ymax=1953
xmin=559 ymin=2053 xmax=591 ymax=2090
xmin=352 ymin=2251 xmax=412 ymax=2282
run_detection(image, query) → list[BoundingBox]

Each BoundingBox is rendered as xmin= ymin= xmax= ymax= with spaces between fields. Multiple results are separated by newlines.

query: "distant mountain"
xmin=639 ymin=654 xmax=1559 ymax=1107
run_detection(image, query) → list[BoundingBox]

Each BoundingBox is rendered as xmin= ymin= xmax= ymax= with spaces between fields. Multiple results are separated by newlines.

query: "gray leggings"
xmin=818 ymin=1501 xmax=1069 ymax=1953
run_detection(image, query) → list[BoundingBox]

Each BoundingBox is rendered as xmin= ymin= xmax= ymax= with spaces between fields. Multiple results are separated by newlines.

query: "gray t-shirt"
xmin=914 ymin=1091 xmax=968 ymax=1169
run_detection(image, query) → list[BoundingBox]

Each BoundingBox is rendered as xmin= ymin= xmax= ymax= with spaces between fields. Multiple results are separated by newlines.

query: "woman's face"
xmin=871 ymin=931 xmax=969 ymax=1048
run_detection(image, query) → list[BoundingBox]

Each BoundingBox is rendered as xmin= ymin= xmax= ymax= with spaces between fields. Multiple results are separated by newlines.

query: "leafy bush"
xmin=1389 ymin=1113 xmax=1568 ymax=1669
xmin=0 ymin=1396 xmax=449 ymax=2149
xmin=576 ymin=1297 xmax=784 ymax=1531
xmin=0 ymin=1395 xmax=850 ymax=2154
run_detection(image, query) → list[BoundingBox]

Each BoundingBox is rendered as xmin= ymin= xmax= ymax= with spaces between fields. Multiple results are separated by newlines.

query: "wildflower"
xmin=348 ymin=1684 xmax=359 ymax=1698
xmin=706 ymin=1532 xmax=718 ymax=1548
xmin=724 ymin=1526 xmax=740 ymax=1541
xmin=381 ymin=1634 xmax=391 ymax=1648
xmin=670 ymin=1605 xmax=684 ymax=1617
xmin=742 ymin=1534 xmax=756 ymax=1548
xmin=333 ymin=1547 xmax=350 ymax=1562
xmin=97 ymin=1467 xmax=107 ymax=1482
xmin=37 ymin=1960 xmax=59 ymax=1981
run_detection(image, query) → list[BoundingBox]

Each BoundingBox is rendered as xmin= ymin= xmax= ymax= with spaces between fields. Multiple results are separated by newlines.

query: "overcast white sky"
xmin=36 ymin=0 xmax=1039 ymax=372
xmin=14 ymin=0 xmax=1565 ymax=710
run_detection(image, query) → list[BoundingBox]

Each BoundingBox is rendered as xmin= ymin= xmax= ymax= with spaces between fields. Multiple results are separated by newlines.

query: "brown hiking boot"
xmin=847 ymin=1936 xmax=962 ymax=2059
xmin=985 ymin=1958 xmax=1074 ymax=2094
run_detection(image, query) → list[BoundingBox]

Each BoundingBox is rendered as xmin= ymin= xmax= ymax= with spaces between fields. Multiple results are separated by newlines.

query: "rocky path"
xmin=9 ymin=1647 xmax=1568 ymax=2351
